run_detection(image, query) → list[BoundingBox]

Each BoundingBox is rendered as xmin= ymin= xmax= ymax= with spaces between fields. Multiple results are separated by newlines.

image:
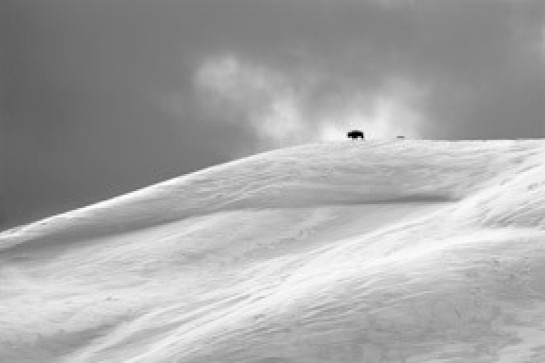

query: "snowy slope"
xmin=1 ymin=140 xmax=545 ymax=363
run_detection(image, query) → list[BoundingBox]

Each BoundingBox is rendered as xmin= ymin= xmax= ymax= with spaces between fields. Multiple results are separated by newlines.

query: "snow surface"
xmin=1 ymin=140 xmax=545 ymax=363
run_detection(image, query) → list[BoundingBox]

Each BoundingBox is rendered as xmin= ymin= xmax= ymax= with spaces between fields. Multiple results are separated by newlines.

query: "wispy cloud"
xmin=194 ymin=54 xmax=427 ymax=150
xmin=194 ymin=55 xmax=308 ymax=147
xmin=314 ymin=78 xmax=428 ymax=141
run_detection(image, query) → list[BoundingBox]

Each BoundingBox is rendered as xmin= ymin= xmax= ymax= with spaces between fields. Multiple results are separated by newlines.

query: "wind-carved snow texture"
xmin=1 ymin=140 xmax=545 ymax=363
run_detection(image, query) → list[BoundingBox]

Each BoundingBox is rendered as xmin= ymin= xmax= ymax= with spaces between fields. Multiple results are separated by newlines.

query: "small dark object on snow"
xmin=347 ymin=130 xmax=365 ymax=140
xmin=397 ymin=136 xmax=405 ymax=139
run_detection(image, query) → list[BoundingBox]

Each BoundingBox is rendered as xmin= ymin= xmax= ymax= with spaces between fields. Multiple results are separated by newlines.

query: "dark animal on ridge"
xmin=347 ymin=130 xmax=365 ymax=140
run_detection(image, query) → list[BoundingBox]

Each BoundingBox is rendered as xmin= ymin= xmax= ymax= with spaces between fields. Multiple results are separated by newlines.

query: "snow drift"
xmin=1 ymin=140 xmax=545 ymax=363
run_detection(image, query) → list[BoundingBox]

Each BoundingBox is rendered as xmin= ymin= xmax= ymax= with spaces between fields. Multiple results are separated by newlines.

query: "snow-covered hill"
xmin=1 ymin=140 xmax=545 ymax=363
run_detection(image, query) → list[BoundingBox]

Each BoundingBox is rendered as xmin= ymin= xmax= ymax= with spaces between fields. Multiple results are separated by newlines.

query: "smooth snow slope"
xmin=1 ymin=140 xmax=545 ymax=363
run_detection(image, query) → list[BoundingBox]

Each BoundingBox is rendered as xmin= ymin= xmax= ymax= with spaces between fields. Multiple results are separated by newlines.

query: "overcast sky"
xmin=2 ymin=0 xmax=545 ymax=228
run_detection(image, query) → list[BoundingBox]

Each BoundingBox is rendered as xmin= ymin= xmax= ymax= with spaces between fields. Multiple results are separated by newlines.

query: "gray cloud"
xmin=3 ymin=0 xmax=545 ymax=228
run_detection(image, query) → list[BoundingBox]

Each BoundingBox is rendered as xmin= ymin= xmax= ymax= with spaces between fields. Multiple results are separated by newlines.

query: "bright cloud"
xmin=316 ymin=79 xmax=428 ymax=141
xmin=194 ymin=55 xmax=309 ymax=147
xmin=194 ymin=54 xmax=428 ymax=149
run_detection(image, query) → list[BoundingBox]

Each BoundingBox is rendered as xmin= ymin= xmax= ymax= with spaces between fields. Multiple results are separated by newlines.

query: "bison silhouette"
xmin=347 ymin=130 xmax=365 ymax=140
